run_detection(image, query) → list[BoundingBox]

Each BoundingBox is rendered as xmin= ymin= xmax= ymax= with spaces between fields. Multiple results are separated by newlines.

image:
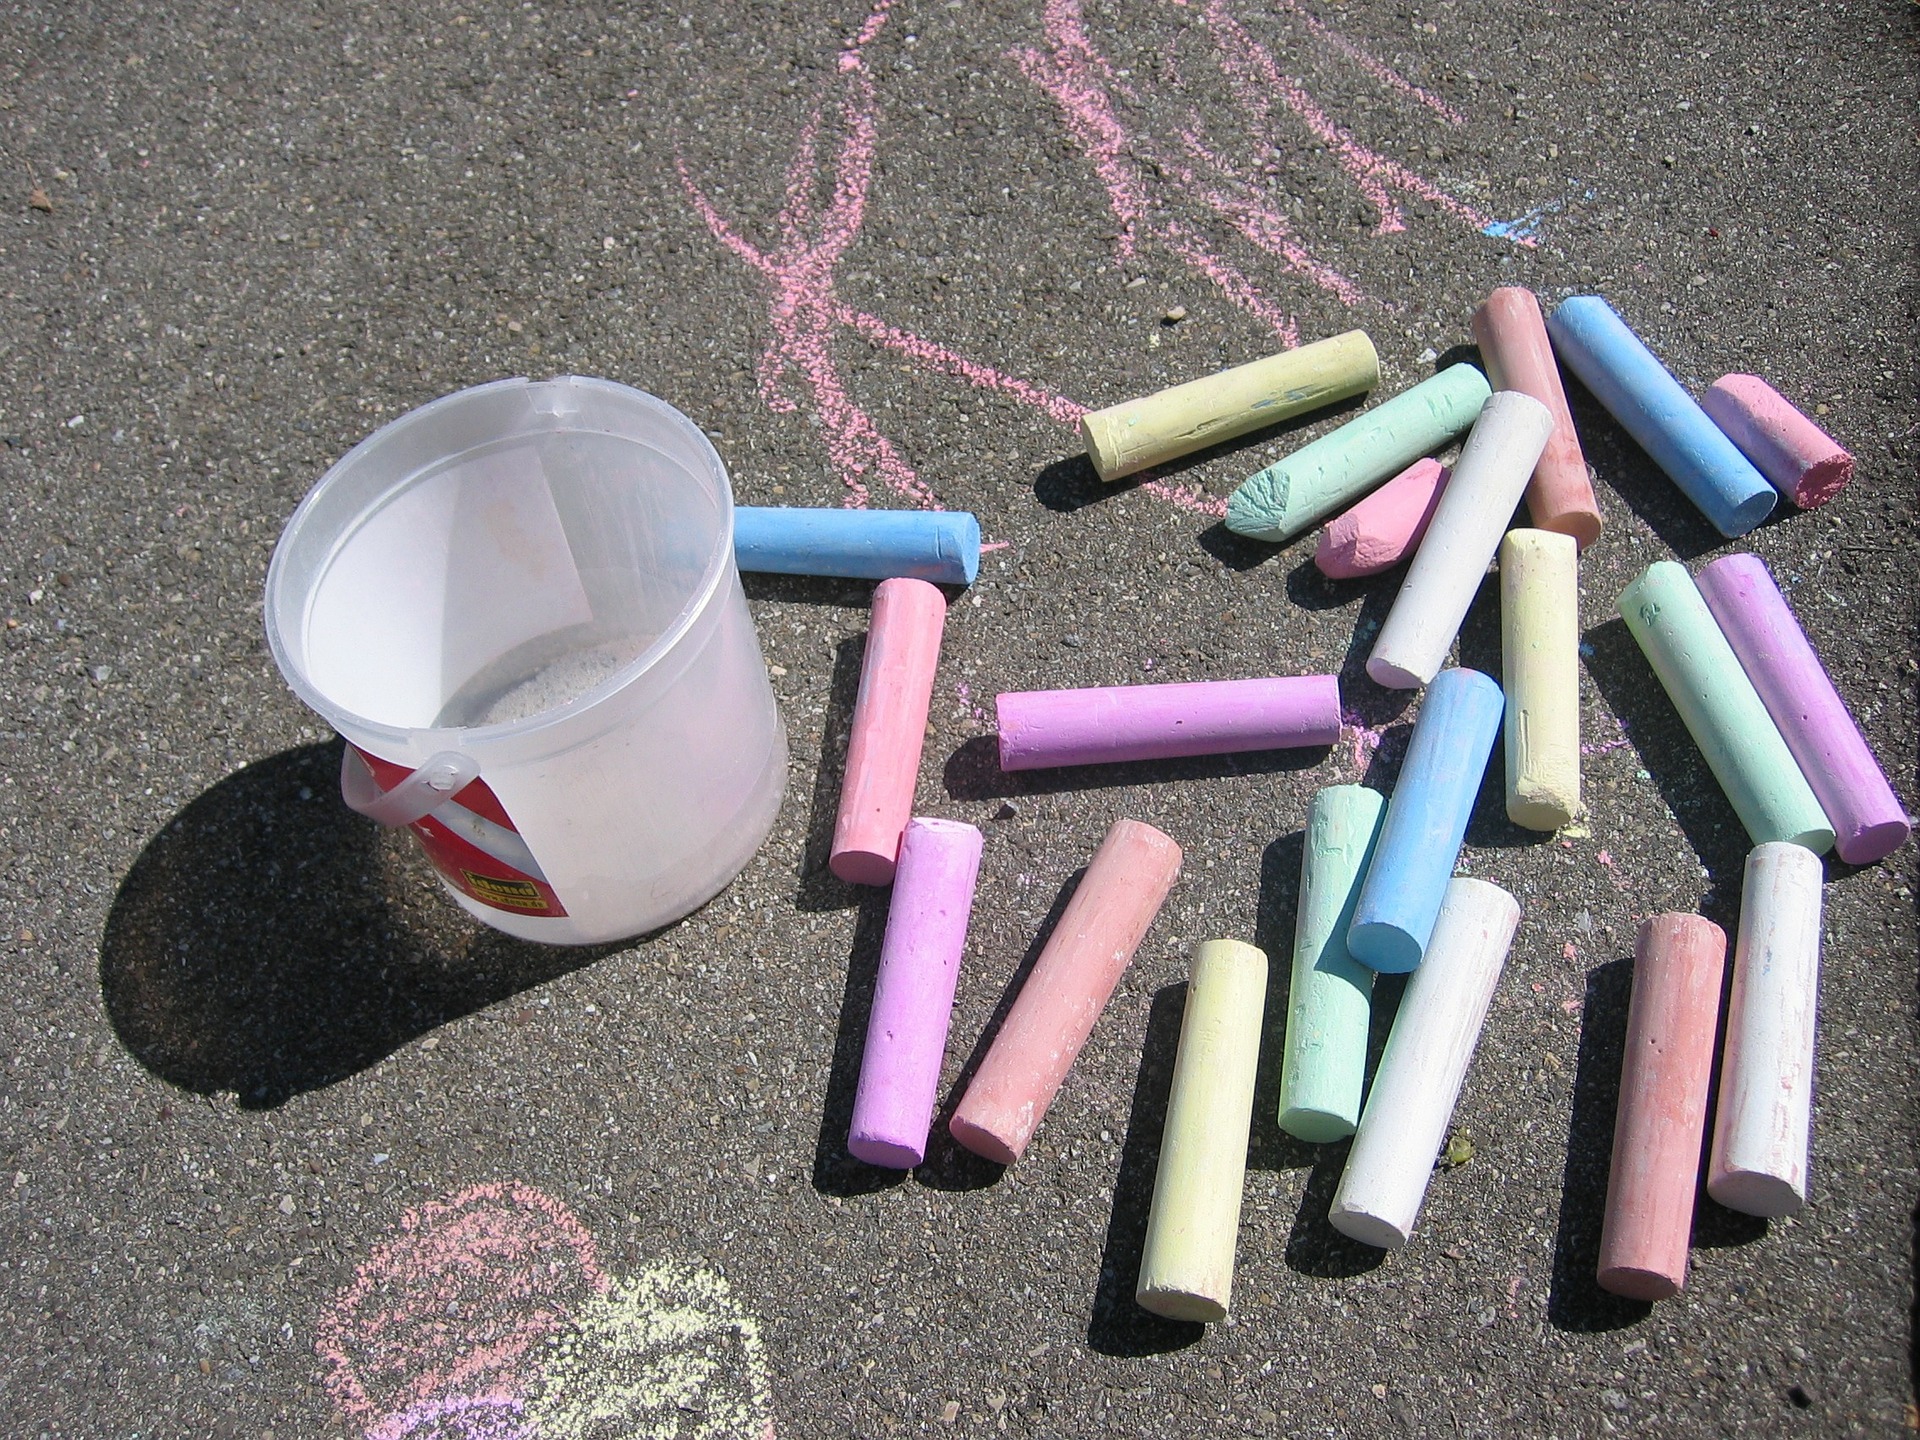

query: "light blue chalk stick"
xmin=1347 ymin=668 xmax=1505 ymax=973
xmin=1545 ymin=296 xmax=1776 ymax=538
xmin=733 ymin=507 xmax=981 ymax=585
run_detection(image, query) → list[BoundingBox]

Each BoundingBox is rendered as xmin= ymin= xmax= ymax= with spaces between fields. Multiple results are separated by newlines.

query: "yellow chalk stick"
xmin=1500 ymin=529 xmax=1582 ymax=830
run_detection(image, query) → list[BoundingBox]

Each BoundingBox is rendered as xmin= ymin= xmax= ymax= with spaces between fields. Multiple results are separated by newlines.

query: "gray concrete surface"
xmin=0 ymin=0 xmax=1914 ymax=1435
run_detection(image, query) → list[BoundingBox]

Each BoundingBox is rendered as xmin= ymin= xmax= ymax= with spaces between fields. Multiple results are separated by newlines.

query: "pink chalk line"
xmin=1275 ymin=0 xmax=1468 ymax=126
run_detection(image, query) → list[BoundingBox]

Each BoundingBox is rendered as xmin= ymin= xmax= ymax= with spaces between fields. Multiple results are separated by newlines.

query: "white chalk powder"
xmin=477 ymin=647 xmax=632 ymax=725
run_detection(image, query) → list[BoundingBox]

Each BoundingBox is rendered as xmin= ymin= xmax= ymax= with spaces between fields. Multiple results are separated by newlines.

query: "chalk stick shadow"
xmin=1086 ymin=981 xmax=1207 ymax=1356
xmin=1281 ymin=1142 xmax=1387 ymax=1278
xmin=1688 ymin=944 xmax=1769 ymax=1253
xmin=1246 ymin=831 xmax=1319 ymax=1173
xmin=940 ymin=734 xmax=1329 ymax=804
xmin=97 ymin=743 xmax=625 ymax=1109
xmin=809 ymin=888 xmax=910 ymax=1198
xmin=794 ymin=634 xmax=869 ymax=914
xmin=1557 ymin=374 xmax=1726 ymax=563
xmin=742 ymin=573 xmax=878 ymax=608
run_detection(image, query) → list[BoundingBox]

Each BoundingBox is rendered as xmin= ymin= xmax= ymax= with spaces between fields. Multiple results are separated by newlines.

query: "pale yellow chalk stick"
xmin=1500 ymin=528 xmax=1582 ymax=830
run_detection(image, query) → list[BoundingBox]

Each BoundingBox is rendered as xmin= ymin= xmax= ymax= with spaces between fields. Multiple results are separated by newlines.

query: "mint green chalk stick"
xmin=1278 ymin=784 xmax=1387 ymax=1142
xmin=1618 ymin=562 xmax=1834 ymax=853
xmin=1225 ymin=364 xmax=1492 ymax=542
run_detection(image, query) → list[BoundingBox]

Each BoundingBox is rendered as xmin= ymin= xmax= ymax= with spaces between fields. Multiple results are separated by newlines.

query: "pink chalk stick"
xmin=848 ymin=818 xmax=985 ymax=1168
xmin=949 ymin=819 xmax=1182 ymax=1164
xmin=1314 ymin=458 xmax=1450 ymax=579
xmin=831 ymin=578 xmax=947 ymax=885
xmin=1696 ymin=553 xmax=1909 ymax=865
xmin=1699 ymin=373 xmax=1854 ymax=509
xmin=995 ymin=675 xmax=1341 ymax=770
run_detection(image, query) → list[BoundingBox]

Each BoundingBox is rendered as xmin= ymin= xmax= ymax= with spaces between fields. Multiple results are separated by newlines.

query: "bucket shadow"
xmin=1086 ymin=981 xmax=1206 ymax=1356
xmin=795 ymin=634 xmax=869 ymax=913
xmin=941 ymin=735 xmax=1328 ymax=804
xmin=97 ymin=743 xmax=618 ymax=1109
xmin=809 ymin=888 xmax=907 ymax=1198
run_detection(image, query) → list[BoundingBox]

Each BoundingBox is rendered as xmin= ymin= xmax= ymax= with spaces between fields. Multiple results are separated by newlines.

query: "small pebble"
xmin=1163 ymin=305 xmax=1187 ymax=323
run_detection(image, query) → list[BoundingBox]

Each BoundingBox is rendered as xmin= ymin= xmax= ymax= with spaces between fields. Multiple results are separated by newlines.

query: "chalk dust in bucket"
xmin=435 ymin=635 xmax=639 ymax=729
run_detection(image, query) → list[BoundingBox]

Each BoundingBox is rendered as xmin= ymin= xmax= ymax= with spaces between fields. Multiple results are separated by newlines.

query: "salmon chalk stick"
xmin=1314 ymin=457 xmax=1450 ymax=579
xmin=1696 ymin=553 xmax=1909 ymax=865
xmin=1708 ymin=842 xmax=1824 ymax=1218
xmin=1224 ymin=364 xmax=1492 ymax=543
xmin=1471 ymin=286 xmax=1603 ymax=547
xmin=847 ymin=819 xmax=986 ymax=1169
xmin=1545 ymin=296 xmax=1776 ymax=538
xmin=1082 ymin=330 xmax=1379 ymax=482
xmin=1699 ymin=374 xmax=1854 ymax=510
xmin=1597 ymin=913 xmax=1727 ymax=1301
xmin=1135 ymin=938 xmax=1269 ymax=1322
xmin=1618 ymin=561 xmax=1834 ymax=854
xmin=830 ymin=577 xmax=947 ymax=885
xmin=1278 ymin=785 xmax=1386 ymax=1142
xmin=1348 ymin=668 xmax=1505 ymax=973
xmin=1500 ymin=529 xmax=1583 ymax=831
xmin=1329 ymin=877 xmax=1519 ymax=1249
xmin=995 ymin=675 xmax=1341 ymax=771
xmin=734 ymin=506 xmax=981 ymax=585
xmin=949 ymin=819 xmax=1182 ymax=1164
xmin=1368 ymin=391 xmax=1554 ymax=689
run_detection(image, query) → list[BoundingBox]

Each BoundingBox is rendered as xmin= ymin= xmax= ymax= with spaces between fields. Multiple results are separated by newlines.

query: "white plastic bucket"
xmin=264 ymin=376 xmax=789 ymax=945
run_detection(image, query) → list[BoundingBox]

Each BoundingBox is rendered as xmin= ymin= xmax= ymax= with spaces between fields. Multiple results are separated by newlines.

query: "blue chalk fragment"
xmin=1347 ymin=668 xmax=1505 ymax=973
xmin=1545 ymin=296 xmax=1776 ymax=538
xmin=733 ymin=507 xmax=981 ymax=585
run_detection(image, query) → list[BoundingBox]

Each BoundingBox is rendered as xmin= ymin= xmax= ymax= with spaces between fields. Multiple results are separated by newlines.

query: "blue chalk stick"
xmin=1545 ymin=296 xmax=1776 ymax=538
xmin=1347 ymin=668 xmax=1505 ymax=973
xmin=733 ymin=507 xmax=981 ymax=585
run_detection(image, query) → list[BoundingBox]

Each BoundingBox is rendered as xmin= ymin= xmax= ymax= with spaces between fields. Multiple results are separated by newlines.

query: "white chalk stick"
xmin=1500 ymin=529 xmax=1582 ymax=830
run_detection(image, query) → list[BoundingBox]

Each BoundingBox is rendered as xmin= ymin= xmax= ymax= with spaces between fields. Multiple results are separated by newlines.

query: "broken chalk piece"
xmin=1545 ymin=295 xmax=1776 ymax=538
xmin=1500 ymin=528 xmax=1583 ymax=831
xmin=1313 ymin=457 xmax=1450 ymax=580
xmin=1699 ymin=374 xmax=1854 ymax=510
xmin=995 ymin=674 xmax=1341 ymax=771
xmin=1224 ymin=364 xmax=1492 ymax=544
xmin=734 ymin=506 xmax=981 ymax=585
xmin=1081 ymin=330 xmax=1379 ymax=482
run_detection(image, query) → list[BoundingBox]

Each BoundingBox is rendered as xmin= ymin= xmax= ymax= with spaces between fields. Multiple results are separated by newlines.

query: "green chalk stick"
xmin=1278 ymin=785 xmax=1386 ymax=1142
xmin=1617 ymin=562 xmax=1834 ymax=853
xmin=1225 ymin=364 xmax=1493 ymax=542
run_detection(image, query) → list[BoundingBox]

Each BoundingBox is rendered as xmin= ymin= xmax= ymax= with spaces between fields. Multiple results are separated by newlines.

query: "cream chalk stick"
xmin=1500 ymin=529 xmax=1582 ymax=830
xmin=1135 ymin=938 xmax=1269 ymax=1323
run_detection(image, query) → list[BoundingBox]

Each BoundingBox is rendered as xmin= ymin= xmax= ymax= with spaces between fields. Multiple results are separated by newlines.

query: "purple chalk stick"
xmin=996 ymin=675 xmax=1341 ymax=771
xmin=848 ymin=818 xmax=985 ymax=1168
xmin=1697 ymin=554 xmax=1909 ymax=865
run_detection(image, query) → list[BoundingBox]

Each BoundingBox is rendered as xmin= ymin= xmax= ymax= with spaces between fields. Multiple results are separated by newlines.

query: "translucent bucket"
xmin=264 ymin=376 xmax=789 ymax=944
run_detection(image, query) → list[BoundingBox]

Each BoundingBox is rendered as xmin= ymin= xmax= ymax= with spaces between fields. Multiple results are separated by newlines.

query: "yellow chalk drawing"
xmin=525 ymin=1259 xmax=776 ymax=1440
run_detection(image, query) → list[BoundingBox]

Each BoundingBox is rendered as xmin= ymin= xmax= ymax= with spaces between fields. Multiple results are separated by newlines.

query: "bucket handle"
xmin=341 ymin=747 xmax=484 ymax=828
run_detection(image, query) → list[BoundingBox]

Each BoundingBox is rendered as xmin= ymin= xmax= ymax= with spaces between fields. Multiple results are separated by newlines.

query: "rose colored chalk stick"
xmin=1696 ymin=553 xmax=1909 ymax=865
xmin=1699 ymin=374 xmax=1854 ymax=509
xmin=995 ymin=675 xmax=1341 ymax=771
xmin=1313 ymin=458 xmax=1451 ymax=579
xmin=949 ymin=819 xmax=1182 ymax=1165
xmin=1597 ymin=913 xmax=1727 ymax=1302
xmin=1472 ymin=286 xmax=1603 ymax=547
xmin=831 ymin=578 xmax=948 ymax=885
xmin=847 ymin=818 xmax=986 ymax=1169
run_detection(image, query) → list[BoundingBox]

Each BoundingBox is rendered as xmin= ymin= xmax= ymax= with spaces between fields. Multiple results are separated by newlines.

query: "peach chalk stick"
xmin=1500 ymin=529 xmax=1582 ymax=830
xmin=949 ymin=819 xmax=1182 ymax=1164
xmin=1707 ymin=842 xmax=1824 ymax=1218
xmin=1135 ymin=938 xmax=1268 ymax=1322
xmin=830 ymin=578 xmax=947 ymax=885
xmin=1699 ymin=374 xmax=1854 ymax=509
xmin=1597 ymin=913 xmax=1727 ymax=1301
xmin=1472 ymin=286 xmax=1603 ymax=547
xmin=1314 ymin=458 xmax=1450 ymax=579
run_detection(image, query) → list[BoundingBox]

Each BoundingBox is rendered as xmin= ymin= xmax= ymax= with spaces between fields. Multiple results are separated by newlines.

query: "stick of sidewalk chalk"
xmin=1471 ymin=286 xmax=1603 ymax=547
xmin=949 ymin=819 xmax=1182 ymax=1164
xmin=1596 ymin=913 xmax=1727 ymax=1301
xmin=1135 ymin=938 xmax=1268 ymax=1322
xmin=1313 ymin=457 xmax=1450 ymax=579
xmin=830 ymin=577 xmax=947 ymax=885
xmin=1695 ymin=553 xmax=1909 ymax=865
xmin=1707 ymin=842 xmax=1824 ymax=1218
xmin=734 ymin=507 xmax=981 ymax=585
xmin=846 ymin=818 xmax=986 ymax=1169
xmin=1347 ymin=667 xmax=1505 ymax=973
xmin=1500 ymin=529 xmax=1582 ymax=831
xmin=1545 ymin=295 xmax=1776 ymax=538
xmin=1224 ymin=364 xmax=1493 ymax=543
xmin=1367 ymin=391 xmax=1554 ymax=689
xmin=1328 ymin=877 xmax=1519 ymax=1249
xmin=1617 ymin=561 xmax=1834 ymax=854
xmin=1278 ymin=785 xmax=1386 ymax=1142
xmin=995 ymin=675 xmax=1341 ymax=771
xmin=1698 ymin=374 xmax=1854 ymax=510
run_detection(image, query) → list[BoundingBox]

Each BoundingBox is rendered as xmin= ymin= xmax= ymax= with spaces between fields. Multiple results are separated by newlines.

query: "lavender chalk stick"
xmin=734 ymin=507 xmax=981 ymax=585
xmin=1699 ymin=375 xmax=1853 ymax=510
xmin=1696 ymin=554 xmax=1909 ymax=865
xmin=1347 ymin=668 xmax=1506 ymax=973
xmin=995 ymin=675 xmax=1341 ymax=771
xmin=847 ymin=819 xmax=986 ymax=1168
